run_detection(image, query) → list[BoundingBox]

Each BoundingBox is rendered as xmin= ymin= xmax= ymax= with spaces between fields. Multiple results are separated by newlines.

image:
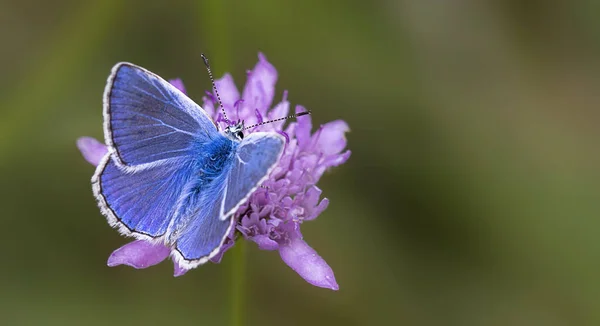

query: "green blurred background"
xmin=1 ymin=1 xmax=600 ymax=325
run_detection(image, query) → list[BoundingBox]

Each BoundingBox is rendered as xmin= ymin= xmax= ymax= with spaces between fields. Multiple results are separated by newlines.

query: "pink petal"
xmin=294 ymin=105 xmax=312 ymax=148
xmin=317 ymin=120 xmax=349 ymax=155
xmin=309 ymin=198 xmax=329 ymax=220
xmin=249 ymin=234 xmax=279 ymax=251
xmin=107 ymin=240 xmax=170 ymax=269
xmin=314 ymin=151 xmax=352 ymax=181
xmin=201 ymin=96 xmax=216 ymax=119
xmin=242 ymin=53 xmax=278 ymax=114
xmin=169 ymin=78 xmax=186 ymax=94
xmin=279 ymin=237 xmax=339 ymax=290
xmin=302 ymin=187 xmax=329 ymax=221
xmin=267 ymin=100 xmax=290 ymax=130
xmin=210 ymin=238 xmax=236 ymax=263
xmin=215 ymin=73 xmax=240 ymax=108
xmin=77 ymin=137 xmax=108 ymax=166
xmin=322 ymin=150 xmax=352 ymax=169
xmin=303 ymin=186 xmax=322 ymax=208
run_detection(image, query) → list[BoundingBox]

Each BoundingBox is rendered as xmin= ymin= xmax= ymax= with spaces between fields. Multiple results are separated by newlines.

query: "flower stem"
xmin=195 ymin=1 xmax=238 ymax=324
xmin=230 ymin=240 xmax=246 ymax=326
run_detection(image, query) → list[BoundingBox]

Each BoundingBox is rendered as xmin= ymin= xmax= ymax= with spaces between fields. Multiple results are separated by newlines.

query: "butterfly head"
xmin=224 ymin=120 xmax=245 ymax=141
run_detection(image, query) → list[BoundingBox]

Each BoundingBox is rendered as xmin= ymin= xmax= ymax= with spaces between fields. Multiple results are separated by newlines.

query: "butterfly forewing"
xmin=104 ymin=63 xmax=217 ymax=167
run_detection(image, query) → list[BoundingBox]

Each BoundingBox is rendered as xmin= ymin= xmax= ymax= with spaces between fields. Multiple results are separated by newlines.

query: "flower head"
xmin=78 ymin=53 xmax=349 ymax=290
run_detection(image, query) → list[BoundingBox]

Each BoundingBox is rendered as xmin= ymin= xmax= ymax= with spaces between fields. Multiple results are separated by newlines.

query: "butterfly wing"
xmin=95 ymin=62 xmax=216 ymax=238
xmin=172 ymin=132 xmax=285 ymax=268
xmin=93 ymin=155 xmax=195 ymax=239
xmin=104 ymin=62 xmax=217 ymax=168
xmin=221 ymin=132 xmax=285 ymax=218
xmin=172 ymin=170 xmax=234 ymax=267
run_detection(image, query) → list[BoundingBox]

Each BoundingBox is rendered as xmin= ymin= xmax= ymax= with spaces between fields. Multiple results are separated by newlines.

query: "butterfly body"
xmin=191 ymin=134 xmax=238 ymax=189
xmin=92 ymin=62 xmax=284 ymax=269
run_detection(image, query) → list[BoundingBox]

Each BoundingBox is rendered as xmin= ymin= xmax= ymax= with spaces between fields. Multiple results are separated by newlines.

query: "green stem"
xmin=195 ymin=2 xmax=238 ymax=325
xmin=230 ymin=239 xmax=246 ymax=326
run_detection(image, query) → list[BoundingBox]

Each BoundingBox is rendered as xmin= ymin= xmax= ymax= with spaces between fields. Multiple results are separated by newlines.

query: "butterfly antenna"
xmin=201 ymin=53 xmax=228 ymax=123
xmin=244 ymin=110 xmax=311 ymax=130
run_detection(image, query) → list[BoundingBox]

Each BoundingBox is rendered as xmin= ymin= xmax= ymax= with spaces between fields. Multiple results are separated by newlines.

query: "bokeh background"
xmin=1 ymin=1 xmax=600 ymax=325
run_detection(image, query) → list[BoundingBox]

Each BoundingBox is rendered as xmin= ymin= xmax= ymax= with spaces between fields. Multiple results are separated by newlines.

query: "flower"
xmin=78 ymin=53 xmax=350 ymax=290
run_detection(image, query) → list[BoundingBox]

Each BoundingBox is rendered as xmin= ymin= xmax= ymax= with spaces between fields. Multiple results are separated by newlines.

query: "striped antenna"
xmin=244 ymin=110 xmax=311 ymax=130
xmin=201 ymin=53 xmax=228 ymax=123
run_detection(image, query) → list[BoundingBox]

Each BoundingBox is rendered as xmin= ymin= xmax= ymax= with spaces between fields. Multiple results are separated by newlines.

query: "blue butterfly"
xmin=92 ymin=62 xmax=285 ymax=269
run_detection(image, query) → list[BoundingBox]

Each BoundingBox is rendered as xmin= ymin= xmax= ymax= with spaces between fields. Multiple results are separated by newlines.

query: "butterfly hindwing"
xmin=173 ymin=169 xmax=234 ymax=267
xmin=93 ymin=154 xmax=195 ymax=239
xmin=105 ymin=62 xmax=217 ymax=167
xmin=222 ymin=132 xmax=285 ymax=218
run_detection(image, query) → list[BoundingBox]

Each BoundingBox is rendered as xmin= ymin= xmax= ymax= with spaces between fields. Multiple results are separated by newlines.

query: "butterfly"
xmin=92 ymin=60 xmax=290 ymax=269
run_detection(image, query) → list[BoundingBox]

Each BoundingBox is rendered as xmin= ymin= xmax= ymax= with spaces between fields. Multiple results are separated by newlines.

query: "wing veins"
xmin=129 ymin=112 xmax=196 ymax=136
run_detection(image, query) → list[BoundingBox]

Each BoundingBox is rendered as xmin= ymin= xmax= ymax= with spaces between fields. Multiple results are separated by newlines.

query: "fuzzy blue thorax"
xmin=191 ymin=134 xmax=238 ymax=191
xmin=189 ymin=120 xmax=245 ymax=191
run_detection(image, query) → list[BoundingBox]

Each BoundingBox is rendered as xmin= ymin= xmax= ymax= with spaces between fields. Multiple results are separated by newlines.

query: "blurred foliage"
xmin=1 ymin=0 xmax=600 ymax=325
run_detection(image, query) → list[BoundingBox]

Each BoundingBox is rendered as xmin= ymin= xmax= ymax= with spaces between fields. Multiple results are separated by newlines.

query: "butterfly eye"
xmin=236 ymin=131 xmax=244 ymax=140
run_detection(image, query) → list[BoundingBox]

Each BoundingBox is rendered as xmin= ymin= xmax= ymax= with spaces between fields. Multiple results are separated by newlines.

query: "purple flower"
xmin=78 ymin=53 xmax=349 ymax=290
